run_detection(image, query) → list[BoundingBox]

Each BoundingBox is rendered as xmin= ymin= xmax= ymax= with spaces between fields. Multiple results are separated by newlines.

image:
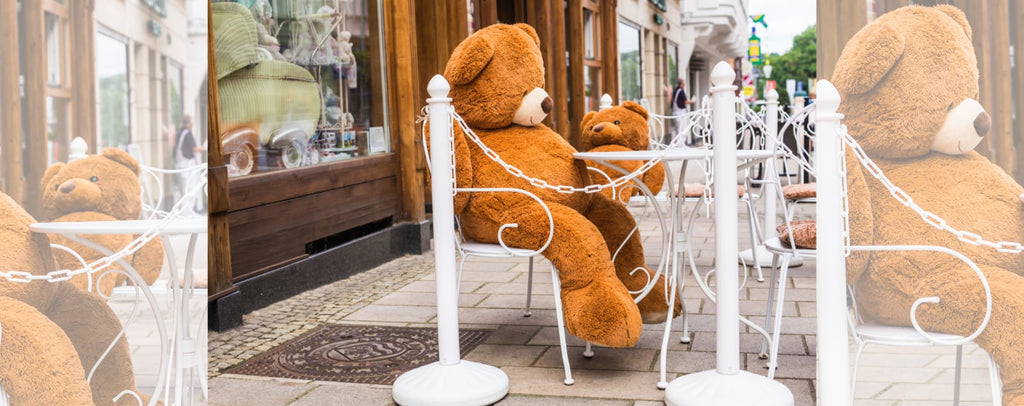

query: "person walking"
xmin=670 ymin=79 xmax=692 ymax=144
xmin=174 ymin=115 xmax=204 ymax=216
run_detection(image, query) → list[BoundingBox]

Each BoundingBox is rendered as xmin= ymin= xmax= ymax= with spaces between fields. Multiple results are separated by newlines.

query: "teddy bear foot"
xmin=631 ymin=276 xmax=683 ymax=324
xmin=561 ymin=280 xmax=643 ymax=348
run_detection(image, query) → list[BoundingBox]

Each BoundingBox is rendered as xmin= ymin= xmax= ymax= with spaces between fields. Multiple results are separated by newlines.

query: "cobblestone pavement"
xmin=207 ymin=169 xmax=1000 ymax=405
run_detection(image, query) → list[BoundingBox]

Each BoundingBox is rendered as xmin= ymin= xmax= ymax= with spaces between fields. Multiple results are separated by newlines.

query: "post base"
xmin=664 ymin=370 xmax=793 ymax=406
xmin=392 ymin=361 xmax=509 ymax=406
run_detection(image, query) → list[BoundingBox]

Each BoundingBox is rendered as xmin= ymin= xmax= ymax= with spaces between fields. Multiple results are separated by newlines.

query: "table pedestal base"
xmin=664 ymin=370 xmax=793 ymax=406
xmin=393 ymin=361 xmax=509 ymax=406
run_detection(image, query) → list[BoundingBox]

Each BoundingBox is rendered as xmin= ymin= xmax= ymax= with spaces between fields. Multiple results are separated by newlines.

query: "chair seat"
xmin=763 ymin=237 xmax=816 ymax=256
xmin=856 ymin=322 xmax=966 ymax=344
xmin=781 ymin=183 xmax=816 ymax=200
xmin=677 ymin=183 xmax=746 ymax=198
xmin=460 ymin=241 xmax=539 ymax=257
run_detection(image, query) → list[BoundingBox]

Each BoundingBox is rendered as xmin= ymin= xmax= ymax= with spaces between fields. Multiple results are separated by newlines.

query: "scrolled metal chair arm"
xmin=455 ymin=187 xmax=555 ymax=257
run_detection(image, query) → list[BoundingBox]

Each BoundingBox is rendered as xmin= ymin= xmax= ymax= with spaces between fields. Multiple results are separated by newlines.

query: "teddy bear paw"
xmin=560 ymin=280 xmax=643 ymax=348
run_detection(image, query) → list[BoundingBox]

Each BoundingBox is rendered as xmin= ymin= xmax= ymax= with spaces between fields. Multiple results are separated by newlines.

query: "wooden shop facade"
xmin=208 ymin=0 xmax=625 ymax=330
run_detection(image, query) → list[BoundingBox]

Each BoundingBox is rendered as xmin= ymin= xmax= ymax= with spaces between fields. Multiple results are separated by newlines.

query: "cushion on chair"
xmin=777 ymin=220 xmax=817 ymax=249
xmin=678 ymin=183 xmax=746 ymax=198
xmin=781 ymin=183 xmax=817 ymax=200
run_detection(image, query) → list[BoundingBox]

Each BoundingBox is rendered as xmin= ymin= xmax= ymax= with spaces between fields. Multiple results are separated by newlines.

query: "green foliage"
xmin=99 ymin=75 xmax=130 ymax=148
xmin=620 ymin=50 xmax=641 ymax=102
xmin=760 ymin=25 xmax=815 ymax=106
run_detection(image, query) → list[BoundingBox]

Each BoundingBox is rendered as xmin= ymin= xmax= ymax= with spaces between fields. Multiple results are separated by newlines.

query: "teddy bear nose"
xmin=541 ymin=97 xmax=553 ymax=114
xmin=59 ymin=181 xmax=76 ymax=194
xmin=974 ymin=112 xmax=990 ymax=138
xmin=593 ymin=123 xmax=605 ymax=133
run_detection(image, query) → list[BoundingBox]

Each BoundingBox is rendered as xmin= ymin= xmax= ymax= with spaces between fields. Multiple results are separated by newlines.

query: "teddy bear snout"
xmin=592 ymin=123 xmax=606 ymax=133
xmin=974 ymin=112 xmax=990 ymax=138
xmin=59 ymin=180 xmax=77 ymax=194
xmin=541 ymin=97 xmax=552 ymax=114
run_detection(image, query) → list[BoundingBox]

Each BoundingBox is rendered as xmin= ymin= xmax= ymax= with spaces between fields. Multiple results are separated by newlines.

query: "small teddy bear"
xmin=41 ymin=148 xmax=164 ymax=296
xmin=0 ymin=192 xmax=151 ymax=405
xmin=441 ymin=24 xmax=679 ymax=347
xmin=834 ymin=5 xmax=1024 ymax=404
xmin=578 ymin=102 xmax=666 ymax=203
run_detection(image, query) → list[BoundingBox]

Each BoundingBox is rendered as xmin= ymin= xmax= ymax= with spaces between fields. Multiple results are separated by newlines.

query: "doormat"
xmin=225 ymin=325 xmax=492 ymax=385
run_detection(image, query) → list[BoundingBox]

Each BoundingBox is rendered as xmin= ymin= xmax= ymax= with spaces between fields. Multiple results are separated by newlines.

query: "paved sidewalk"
xmin=207 ymin=188 xmax=998 ymax=405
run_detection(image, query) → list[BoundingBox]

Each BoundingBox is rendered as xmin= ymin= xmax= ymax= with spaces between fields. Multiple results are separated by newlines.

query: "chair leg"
xmin=760 ymin=253 xmax=781 ymax=359
xmin=851 ymin=341 xmax=868 ymax=405
xmin=524 ymin=256 xmax=534 ymax=317
xmin=583 ymin=342 xmax=594 ymax=358
xmin=549 ymin=263 xmax=573 ymax=386
xmin=743 ymin=198 xmax=764 ymax=282
xmin=679 ymin=271 xmax=691 ymax=344
xmin=767 ymin=254 xmax=791 ymax=380
xmin=954 ymin=344 xmax=963 ymax=406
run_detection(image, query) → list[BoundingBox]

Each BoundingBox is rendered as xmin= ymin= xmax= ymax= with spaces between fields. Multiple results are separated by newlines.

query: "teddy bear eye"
xmin=89 ymin=176 xmax=99 ymax=182
xmin=614 ymin=120 xmax=620 ymax=125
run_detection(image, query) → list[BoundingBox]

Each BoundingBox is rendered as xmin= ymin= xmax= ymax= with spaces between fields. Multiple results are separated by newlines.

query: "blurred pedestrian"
xmin=670 ymin=79 xmax=693 ymax=144
xmin=174 ymin=115 xmax=204 ymax=216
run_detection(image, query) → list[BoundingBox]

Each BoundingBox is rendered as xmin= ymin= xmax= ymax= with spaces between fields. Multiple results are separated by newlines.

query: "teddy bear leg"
xmin=0 ymin=296 xmax=95 ymax=406
xmin=583 ymin=193 xmax=681 ymax=323
xmin=47 ymin=283 xmax=146 ymax=406
xmin=499 ymin=202 xmax=643 ymax=347
xmin=859 ymin=264 xmax=1024 ymax=404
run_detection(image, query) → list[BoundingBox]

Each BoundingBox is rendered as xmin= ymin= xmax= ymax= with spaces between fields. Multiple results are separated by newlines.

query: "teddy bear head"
xmin=40 ymin=148 xmax=143 ymax=221
xmin=579 ymin=101 xmax=650 ymax=152
xmin=832 ymin=5 xmax=987 ymax=159
xmin=444 ymin=23 xmax=552 ymax=130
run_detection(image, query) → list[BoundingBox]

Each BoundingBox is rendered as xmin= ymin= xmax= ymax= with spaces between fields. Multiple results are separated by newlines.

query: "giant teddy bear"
xmin=0 ymin=192 xmax=151 ymax=405
xmin=41 ymin=148 xmax=165 ymax=296
xmin=833 ymin=5 xmax=1024 ymax=403
xmin=579 ymin=102 xmax=666 ymax=204
xmin=442 ymin=24 xmax=678 ymax=347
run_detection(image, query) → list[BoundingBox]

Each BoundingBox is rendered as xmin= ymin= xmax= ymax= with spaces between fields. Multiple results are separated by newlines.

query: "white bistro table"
xmin=31 ymin=217 xmax=207 ymax=406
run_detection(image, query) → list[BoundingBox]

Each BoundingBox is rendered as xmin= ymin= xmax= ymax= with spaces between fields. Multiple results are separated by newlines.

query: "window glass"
xmin=213 ymin=0 xmax=389 ymax=177
xmin=45 ymin=13 xmax=64 ymax=87
xmin=583 ymin=8 xmax=595 ymax=60
xmin=667 ymin=40 xmax=678 ymax=88
xmin=168 ymin=62 xmax=184 ymax=137
xmin=96 ymin=31 xmax=130 ymax=149
xmin=618 ymin=20 xmax=641 ymax=102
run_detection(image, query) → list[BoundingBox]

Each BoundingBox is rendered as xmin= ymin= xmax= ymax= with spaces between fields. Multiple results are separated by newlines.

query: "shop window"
xmin=667 ymin=40 xmax=678 ymax=86
xmin=213 ymin=0 xmax=389 ymax=177
xmin=96 ymin=30 xmax=131 ymax=149
xmin=168 ymin=61 xmax=184 ymax=136
xmin=44 ymin=12 xmax=65 ymax=88
xmin=618 ymin=20 xmax=641 ymax=102
xmin=583 ymin=8 xmax=595 ymax=59
xmin=43 ymin=1 xmax=71 ymax=164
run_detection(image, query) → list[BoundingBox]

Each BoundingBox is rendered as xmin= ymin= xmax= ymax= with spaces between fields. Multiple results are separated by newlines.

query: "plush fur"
xmin=40 ymin=149 xmax=164 ymax=296
xmin=442 ymin=24 xmax=679 ymax=347
xmin=579 ymin=102 xmax=666 ymax=203
xmin=835 ymin=5 xmax=1024 ymax=404
xmin=0 ymin=192 xmax=150 ymax=405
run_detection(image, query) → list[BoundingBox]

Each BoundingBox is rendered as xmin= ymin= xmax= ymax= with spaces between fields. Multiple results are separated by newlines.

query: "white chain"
xmin=839 ymin=125 xmax=852 ymax=257
xmin=841 ymin=127 xmax=1023 ymax=254
xmin=0 ymin=169 xmax=208 ymax=283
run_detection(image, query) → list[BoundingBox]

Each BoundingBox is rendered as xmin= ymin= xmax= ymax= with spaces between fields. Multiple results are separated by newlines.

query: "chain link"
xmin=840 ymin=127 xmax=1023 ymax=254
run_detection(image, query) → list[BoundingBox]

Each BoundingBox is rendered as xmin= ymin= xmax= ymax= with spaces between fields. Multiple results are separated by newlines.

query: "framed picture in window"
xmin=368 ymin=126 xmax=388 ymax=154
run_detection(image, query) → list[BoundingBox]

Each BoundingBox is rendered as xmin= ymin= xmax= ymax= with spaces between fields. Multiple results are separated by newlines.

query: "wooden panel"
xmin=229 ymin=153 xmax=398 ymax=210
xmin=567 ymin=0 xmax=585 ymax=149
xmin=1 ymin=0 xmax=24 ymax=204
xmin=881 ymin=0 xmax=910 ymax=14
xmin=228 ymin=177 xmax=399 ymax=281
xmin=70 ymin=0 xmax=95 ymax=152
xmin=1014 ymin=0 xmax=1024 ymax=182
xmin=599 ymin=0 xmax=618 ymax=104
xmin=23 ymin=0 xmax=46 ymax=217
xmin=386 ymin=0 xmax=426 ymax=223
xmin=551 ymin=3 xmax=569 ymax=140
xmin=478 ymin=0 xmax=499 ymax=27
xmin=987 ymin=0 xmax=1013 ymax=173
xmin=207 ymin=1 xmax=236 ymax=300
xmin=530 ymin=0 xmax=553 ymax=129
xmin=817 ymin=0 xmax=866 ymax=82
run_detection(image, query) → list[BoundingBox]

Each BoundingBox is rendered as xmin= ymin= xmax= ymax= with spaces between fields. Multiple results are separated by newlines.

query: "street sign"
xmin=748 ymin=28 xmax=762 ymax=65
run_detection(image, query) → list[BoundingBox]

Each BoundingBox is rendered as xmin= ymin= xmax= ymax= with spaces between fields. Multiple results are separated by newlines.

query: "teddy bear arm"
xmin=0 ymin=296 xmax=95 ymax=406
xmin=845 ymin=148 xmax=875 ymax=283
xmin=582 ymin=192 xmax=678 ymax=323
xmin=131 ymin=237 xmax=165 ymax=287
xmin=47 ymin=283 xmax=142 ymax=406
xmin=494 ymin=201 xmax=643 ymax=347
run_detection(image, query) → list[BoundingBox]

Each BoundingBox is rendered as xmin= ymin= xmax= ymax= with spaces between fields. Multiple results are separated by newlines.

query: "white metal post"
xmin=664 ymin=62 xmax=793 ymax=406
xmin=763 ymin=90 xmax=780 ymax=242
xmin=814 ymin=80 xmax=850 ymax=406
xmin=392 ymin=75 xmax=509 ymax=406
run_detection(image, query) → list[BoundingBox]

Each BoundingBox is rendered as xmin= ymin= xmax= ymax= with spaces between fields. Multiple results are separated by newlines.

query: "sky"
xmin=746 ymin=0 xmax=817 ymax=55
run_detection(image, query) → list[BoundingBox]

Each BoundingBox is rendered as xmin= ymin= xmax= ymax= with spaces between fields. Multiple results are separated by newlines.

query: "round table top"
xmin=31 ymin=216 xmax=206 ymax=235
xmin=574 ymin=147 xmax=776 ymax=161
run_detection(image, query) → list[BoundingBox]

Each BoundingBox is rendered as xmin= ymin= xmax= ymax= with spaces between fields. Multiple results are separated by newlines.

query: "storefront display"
xmin=213 ymin=0 xmax=388 ymax=176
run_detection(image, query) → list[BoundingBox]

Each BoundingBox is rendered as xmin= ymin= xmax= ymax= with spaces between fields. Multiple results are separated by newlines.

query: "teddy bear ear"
xmin=581 ymin=111 xmax=596 ymax=131
xmin=832 ymin=22 xmax=905 ymax=95
xmin=444 ymin=34 xmax=494 ymax=86
xmin=934 ymin=5 xmax=972 ymax=41
xmin=622 ymin=101 xmax=649 ymax=120
xmin=102 ymin=147 xmax=140 ymax=175
xmin=513 ymin=23 xmax=541 ymax=47
xmin=41 ymin=162 xmax=66 ymax=189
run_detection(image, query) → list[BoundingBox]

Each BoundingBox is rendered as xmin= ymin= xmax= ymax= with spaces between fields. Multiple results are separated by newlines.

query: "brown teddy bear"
xmin=833 ymin=5 xmax=1024 ymax=403
xmin=0 ymin=191 xmax=151 ymax=405
xmin=40 ymin=148 xmax=164 ymax=296
xmin=441 ymin=23 xmax=678 ymax=348
xmin=579 ymin=102 xmax=666 ymax=203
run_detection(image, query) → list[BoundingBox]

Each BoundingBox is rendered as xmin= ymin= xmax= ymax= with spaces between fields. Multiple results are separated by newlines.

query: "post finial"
xmin=710 ymin=61 xmax=736 ymax=87
xmin=599 ymin=94 xmax=613 ymax=110
xmin=69 ymin=137 xmax=88 ymax=162
xmin=766 ymin=89 xmax=779 ymax=103
xmin=427 ymin=75 xmax=451 ymax=99
xmin=815 ymin=80 xmax=841 ymax=113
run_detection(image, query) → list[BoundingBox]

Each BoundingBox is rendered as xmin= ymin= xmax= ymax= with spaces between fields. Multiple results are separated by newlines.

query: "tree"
xmin=760 ymin=25 xmax=816 ymax=106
